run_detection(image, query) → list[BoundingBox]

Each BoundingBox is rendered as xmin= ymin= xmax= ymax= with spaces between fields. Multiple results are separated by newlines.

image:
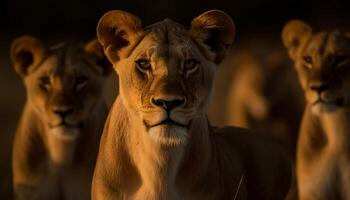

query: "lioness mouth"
xmin=147 ymin=118 xmax=188 ymax=128
xmin=313 ymin=98 xmax=344 ymax=107
xmin=51 ymin=121 xmax=83 ymax=129
xmin=50 ymin=125 xmax=81 ymax=141
xmin=49 ymin=122 xmax=83 ymax=140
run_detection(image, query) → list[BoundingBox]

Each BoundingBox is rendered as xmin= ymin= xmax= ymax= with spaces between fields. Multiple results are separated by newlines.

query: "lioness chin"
xmin=283 ymin=20 xmax=350 ymax=199
xmin=11 ymin=36 xmax=112 ymax=200
xmin=92 ymin=10 xmax=291 ymax=200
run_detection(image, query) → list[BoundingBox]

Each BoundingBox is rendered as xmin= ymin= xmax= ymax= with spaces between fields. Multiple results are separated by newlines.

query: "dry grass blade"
xmin=233 ymin=175 xmax=244 ymax=200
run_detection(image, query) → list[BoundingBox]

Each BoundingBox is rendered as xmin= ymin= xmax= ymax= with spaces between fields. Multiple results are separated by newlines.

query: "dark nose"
xmin=309 ymin=82 xmax=330 ymax=93
xmin=52 ymin=106 xmax=74 ymax=118
xmin=151 ymin=97 xmax=185 ymax=112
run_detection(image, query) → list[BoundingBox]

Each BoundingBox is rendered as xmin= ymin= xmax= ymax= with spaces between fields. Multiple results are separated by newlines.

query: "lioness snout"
xmin=309 ymin=82 xmax=330 ymax=93
xmin=151 ymin=97 xmax=185 ymax=111
xmin=52 ymin=106 xmax=74 ymax=118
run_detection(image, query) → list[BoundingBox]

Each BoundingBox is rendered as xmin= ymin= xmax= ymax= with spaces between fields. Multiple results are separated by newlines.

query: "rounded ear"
xmin=282 ymin=20 xmax=312 ymax=60
xmin=84 ymin=39 xmax=113 ymax=76
xmin=10 ymin=35 xmax=46 ymax=77
xmin=97 ymin=10 xmax=143 ymax=64
xmin=190 ymin=10 xmax=236 ymax=64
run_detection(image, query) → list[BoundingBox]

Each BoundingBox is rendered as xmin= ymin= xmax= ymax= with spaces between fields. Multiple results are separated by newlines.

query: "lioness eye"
xmin=303 ymin=56 xmax=313 ymax=65
xmin=75 ymin=76 xmax=88 ymax=90
xmin=302 ymin=56 xmax=313 ymax=70
xmin=39 ymin=76 xmax=51 ymax=89
xmin=136 ymin=59 xmax=151 ymax=73
xmin=184 ymin=59 xmax=200 ymax=72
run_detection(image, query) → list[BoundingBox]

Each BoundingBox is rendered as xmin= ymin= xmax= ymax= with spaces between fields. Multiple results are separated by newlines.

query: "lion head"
xmin=11 ymin=36 xmax=112 ymax=140
xmin=283 ymin=20 xmax=350 ymax=115
xmin=97 ymin=10 xmax=235 ymax=145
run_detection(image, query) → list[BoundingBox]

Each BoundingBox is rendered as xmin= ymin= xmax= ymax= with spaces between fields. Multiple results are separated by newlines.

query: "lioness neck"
xmin=303 ymin=105 xmax=350 ymax=150
xmin=112 ymin=97 xmax=216 ymax=199
xmin=320 ymin=107 xmax=350 ymax=148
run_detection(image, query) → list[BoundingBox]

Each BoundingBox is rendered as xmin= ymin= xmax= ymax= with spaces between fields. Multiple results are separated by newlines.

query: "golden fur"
xmin=283 ymin=20 xmax=350 ymax=199
xmin=92 ymin=10 xmax=291 ymax=200
xmin=11 ymin=36 xmax=111 ymax=199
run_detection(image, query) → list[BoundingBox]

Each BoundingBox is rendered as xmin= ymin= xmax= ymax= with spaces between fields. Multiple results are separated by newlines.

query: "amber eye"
xmin=75 ymin=76 xmax=88 ymax=90
xmin=302 ymin=56 xmax=313 ymax=69
xmin=136 ymin=59 xmax=151 ymax=73
xmin=184 ymin=59 xmax=200 ymax=72
xmin=39 ymin=76 xmax=51 ymax=90
xmin=303 ymin=56 xmax=312 ymax=64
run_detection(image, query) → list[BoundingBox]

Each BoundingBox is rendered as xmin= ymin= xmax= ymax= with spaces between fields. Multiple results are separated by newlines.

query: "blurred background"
xmin=0 ymin=0 xmax=349 ymax=198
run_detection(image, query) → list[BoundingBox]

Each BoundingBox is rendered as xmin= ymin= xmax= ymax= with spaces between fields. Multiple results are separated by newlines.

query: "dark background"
xmin=0 ymin=0 xmax=349 ymax=198
xmin=1 ymin=0 xmax=350 ymax=39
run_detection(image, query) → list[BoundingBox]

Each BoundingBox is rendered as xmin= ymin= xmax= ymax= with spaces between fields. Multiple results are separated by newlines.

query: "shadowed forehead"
xmin=145 ymin=19 xmax=189 ymax=43
xmin=136 ymin=19 xmax=196 ymax=58
xmin=327 ymin=30 xmax=350 ymax=52
xmin=306 ymin=32 xmax=328 ymax=54
xmin=307 ymin=30 xmax=350 ymax=54
xmin=38 ymin=43 xmax=98 ymax=75
xmin=45 ymin=44 xmax=76 ymax=75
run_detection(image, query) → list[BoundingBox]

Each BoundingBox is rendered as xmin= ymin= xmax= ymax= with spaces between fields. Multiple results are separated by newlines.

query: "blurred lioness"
xmin=283 ymin=20 xmax=350 ymax=199
xmin=209 ymin=45 xmax=304 ymax=158
xmin=11 ymin=36 xmax=111 ymax=199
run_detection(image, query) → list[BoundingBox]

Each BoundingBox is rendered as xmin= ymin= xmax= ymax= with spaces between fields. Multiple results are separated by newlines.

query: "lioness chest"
xmin=298 ymin=149 xmax=350 ymax=200
xmin=127 ymin=179 xmax=246 ymax=200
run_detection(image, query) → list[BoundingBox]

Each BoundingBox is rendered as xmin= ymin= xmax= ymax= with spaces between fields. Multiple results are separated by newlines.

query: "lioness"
xmin=210 ymin=47 xmax=304 ymax=159
xmin=11 ymin=36 xmax=111 ymax=199
xmin=283 ymin=20 xmax=350 ymax=199
xmin=92 ymin=10 xmax=291 ymax=200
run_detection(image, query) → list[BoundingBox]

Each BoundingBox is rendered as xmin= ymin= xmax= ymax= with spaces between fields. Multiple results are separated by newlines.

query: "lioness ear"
xmin=84 ymin=39 xmax=113 ymax=76
xmin=10 ymin=36 xmax=46 ymax=77
xmin=97 ymin=10 xmax=143 ymax=64
xmin=282 ymin=20 xmax=312 ymax=60
xmin=190 ymin=10 xmax=236 ymax=64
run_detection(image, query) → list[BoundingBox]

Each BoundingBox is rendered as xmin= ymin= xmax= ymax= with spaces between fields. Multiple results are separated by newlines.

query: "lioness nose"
xmin=151 ymin=97 xmax=185 ymax=111
xmin=52 ymin=106 xmax=74 ymax=118
xmin=310 ymin=82 xmax=330 ymax=93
